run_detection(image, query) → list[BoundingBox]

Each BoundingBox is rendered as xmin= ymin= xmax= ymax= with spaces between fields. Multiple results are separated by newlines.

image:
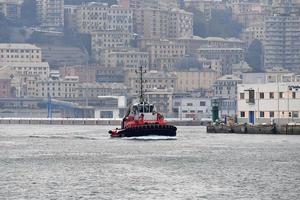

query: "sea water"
xmin=0 ymin=125 xmax=299 ymax=199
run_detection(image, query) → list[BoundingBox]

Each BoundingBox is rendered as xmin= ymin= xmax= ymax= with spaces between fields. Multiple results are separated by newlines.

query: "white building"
xmin=75 ymin=3 xmax=133 ymax=34
xmin=0 ymin=62 xmax=50 ymax=79
xmin=145 ymin=89 xmax=173 ymax=116
xmin=0 ymin=43 xmax=42 ymax=63
xmin=101 ymin=49 xmax=149 ymax=72
xmin=213 ymin=75 xmax=242 ymax=118
xmin=91 ymin=30 xmax=134 ymax=62
xmin=35 ymin=76 xmax=79 ymax=99
xmin=237 ymin=83 xmax=300 ymax=125
xmin=36 ymin=0 xmax=64 ymax=28
xmin=173 ymin=96 xmax=211 ymax=120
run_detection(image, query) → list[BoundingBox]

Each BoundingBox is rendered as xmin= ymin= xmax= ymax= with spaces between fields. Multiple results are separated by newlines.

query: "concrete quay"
xmin=207 ymin=123 xmax=300 ymax=135
xmin=0 ymin=118 xmax=201 ymax=126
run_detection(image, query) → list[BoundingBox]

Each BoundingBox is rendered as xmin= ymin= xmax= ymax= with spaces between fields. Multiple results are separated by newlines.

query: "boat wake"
xmin=122 ymin=135 xmax=177 ymax=141
xmin=29 ymin=135 xmax=97 ymax=140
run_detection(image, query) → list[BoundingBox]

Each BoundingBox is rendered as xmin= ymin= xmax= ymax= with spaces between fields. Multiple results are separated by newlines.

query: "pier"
xmin=207 ymin=123 xmax=300 ymax=135
xmin=0 ymin=118 xmax=202 ymax=126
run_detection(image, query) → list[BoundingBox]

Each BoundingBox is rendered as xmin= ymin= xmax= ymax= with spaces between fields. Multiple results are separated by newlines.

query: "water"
xmin=0 ymin=125 xmax=299 ymax=200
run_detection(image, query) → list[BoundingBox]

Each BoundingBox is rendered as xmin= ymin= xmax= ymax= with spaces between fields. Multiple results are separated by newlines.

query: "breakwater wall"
xmin=207 ymin=124 xmax=300 ymax=135
xmin=0 ymin=118 xmax=201 ymax=126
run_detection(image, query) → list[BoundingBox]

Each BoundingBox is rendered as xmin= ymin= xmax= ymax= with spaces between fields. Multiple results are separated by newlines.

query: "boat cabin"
xmin=131 ymin=102 xmax=155 ymax=114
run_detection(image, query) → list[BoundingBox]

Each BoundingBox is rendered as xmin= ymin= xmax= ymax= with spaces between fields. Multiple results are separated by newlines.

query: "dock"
xmin=207 ymin=123 xmax=300 ymax=135
xmin=0 ymin=118 xmax=202 ymax=126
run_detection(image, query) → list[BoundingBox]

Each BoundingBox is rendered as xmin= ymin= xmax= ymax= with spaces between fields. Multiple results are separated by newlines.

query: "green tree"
xmin=208 ymin=9 xmax=242 ymax=38
xmin=245 ymin=39 xmax=263 ymax=72
xmin=21 ymin=0 xmax=38 ymax=26
xmin=0 ymin=13 xmax=11 ymax=42
xmin=187 ymin=8 xmax=242 ymax=38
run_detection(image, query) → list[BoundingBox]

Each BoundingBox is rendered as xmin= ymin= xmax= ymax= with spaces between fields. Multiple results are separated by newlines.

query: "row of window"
xmin=240 ymin=91 xmax=297 ymax=100
xmin=0 ymin=49 xmax=40 ymax=53
xmin=0 ymin=55 xmax=39 ymax=59
xmin=240 ymin=111 xmax=299 ymax=118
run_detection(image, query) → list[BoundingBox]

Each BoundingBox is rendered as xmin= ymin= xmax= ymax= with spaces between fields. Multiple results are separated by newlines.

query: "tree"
xmin=245 ymin=39 xmax=263 ymax=72
xmin=187 ymin=8 xmax=242 ymax=38
xmin=208 ymin=9 xmax=242 ymax=38
xmin=21 ymin=0 xmax=38 ymax=26
xmin=0 ymin=13 xmax=10 ymax=42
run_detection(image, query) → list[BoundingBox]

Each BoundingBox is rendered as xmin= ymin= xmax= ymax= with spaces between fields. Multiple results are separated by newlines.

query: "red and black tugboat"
xmin=108 ymin=67 xmax=177 ymax=138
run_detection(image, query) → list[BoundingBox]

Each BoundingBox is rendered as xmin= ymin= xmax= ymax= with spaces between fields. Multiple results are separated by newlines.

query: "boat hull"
xmin=109 ymin=124 xmax=177 ymax=137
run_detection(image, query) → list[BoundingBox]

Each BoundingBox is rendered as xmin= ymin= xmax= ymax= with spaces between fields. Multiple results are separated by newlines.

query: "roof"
xmin=0 ymin=43 xmax=40 ymax=50
xmin=217 ymin=75 xmax=242 ymax=81
xmin=0 ymin=62 xmax=49 ymax=67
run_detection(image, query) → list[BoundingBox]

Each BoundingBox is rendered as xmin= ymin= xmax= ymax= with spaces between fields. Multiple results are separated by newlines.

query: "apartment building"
xmin=77 ymin=82 xmax=128 ymax=99
xmin=175 ymin=68 xmax=218 ymax=92
xmin=96 ymin=67 xmax=124 ymax=83
xmin=129 ymin=70 xmax=177 ymax=95
xmin=145 ymin=89 xmax=173 ymax=116
xmin=101 ymin=49 xmax=149 ymax=72
xmin=173 ymin=95 xmax=212 ymax=120
xmin=227 ymin=0 xmax=265 ymax=27
xmin=196 ymin=47 xmax=244 ymax=75
xmin=238 ymin=82 xmax=300 ymax=124
xmin=0 ymin=62 xmax=50 ymax=79
xmin=64 ymin=5 xmax=79 ymax=30
xmin=264 ymin=15 xmax=300 ymax=72
xmin=0 ymin=0 xmax=23 ymax=19
xmin=241 ymin=22 xmax=265 ymax=46
xmin=59 ymin=65 xmax=97 ymax=83
xmin=40 ymin=45 xmax=89 ymax=67
xmin=119 ymin=0 xmax=178 ymax=9
xmin=91 ymin=30 xmax=134 ymax=62
xmin=36 ymin=0 xmax=64 ymax=28
xmin=75 ymin=3 xmax=133 ymax=34
xmin=134 ymin=7 xmax=193 ymax=39
xmin=35 ymin=76 xmax=79 ymax=99
xmin=213 ymin=74 xmax=242 ymax=117
xmin=174 ymin=36 xmax=244 ymax=55
xmin=0 ymin=44 xmax=42 ymax=63
xmin=141 ymin=39 xmax=186 ymax=70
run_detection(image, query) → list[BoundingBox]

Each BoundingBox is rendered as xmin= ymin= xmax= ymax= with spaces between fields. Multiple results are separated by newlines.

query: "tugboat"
xmin=108 ymin=67 xmax=177 ymax=138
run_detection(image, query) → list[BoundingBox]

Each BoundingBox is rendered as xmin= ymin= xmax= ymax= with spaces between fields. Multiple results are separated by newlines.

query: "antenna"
xmin=135 ymin=65 xmax=146 ymax=103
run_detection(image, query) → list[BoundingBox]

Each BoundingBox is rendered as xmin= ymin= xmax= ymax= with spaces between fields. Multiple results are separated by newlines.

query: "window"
xmin=279 ymin=92 xmax=283 ymax=98
xmin=187 ymin=103 xmax=193 ymax=106
xmin=292 ymin=111 xmax=299 ymax=118
xmin=240 ymin=111 xmax=245 ymax=117
xmin=240 ymin=93 xmax=244 ymax=99
xmin=248 ymin=90 xmax=255 ymax=103
xmin=260 ymin=111 xmax=265 ymax=118
xmin=270 ymin=111 xmax=274 ymax=118
xmin=174 ymin=102 xmax=180 ymax=106
xmin=260 ymin=92 xmax=264 ymax=99
xmin=269 ymin=92 xmax=274 ymax=99
xmin=200 ymin=101 xmax=206 ymax=106
xmin=292 ymin=92 xmax=296 ymax=99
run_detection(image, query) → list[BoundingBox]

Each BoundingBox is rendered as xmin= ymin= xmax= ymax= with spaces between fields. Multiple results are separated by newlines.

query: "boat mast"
xmin=136 ymin=65 xmax=146 ymax=103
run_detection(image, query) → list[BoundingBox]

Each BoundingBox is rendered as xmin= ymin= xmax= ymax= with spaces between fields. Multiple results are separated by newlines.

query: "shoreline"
xmin=0 ymin=118 xmax=204 ymax=126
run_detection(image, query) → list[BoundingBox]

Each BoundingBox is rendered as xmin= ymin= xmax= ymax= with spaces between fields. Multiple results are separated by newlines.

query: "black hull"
xmin=112 ymin=124 xmax=177 ymax=137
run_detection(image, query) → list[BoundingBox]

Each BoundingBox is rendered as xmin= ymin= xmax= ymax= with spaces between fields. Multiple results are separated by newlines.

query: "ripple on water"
xmin=0 ymin=125 xmax=299 ymax=200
